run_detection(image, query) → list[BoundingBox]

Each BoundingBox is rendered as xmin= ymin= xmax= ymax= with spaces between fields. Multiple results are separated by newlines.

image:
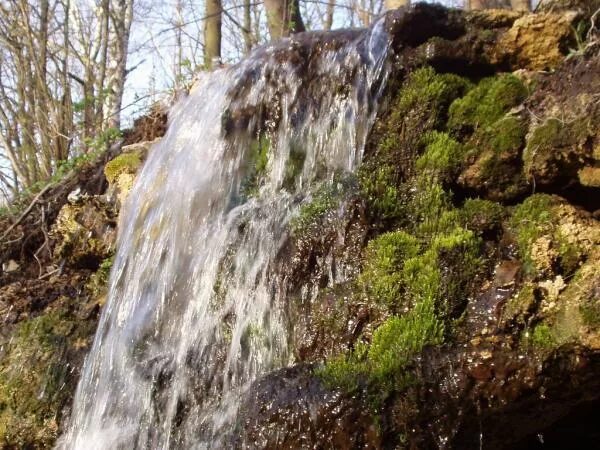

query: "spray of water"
xmin=59 ymin=18 xmax=391 ymax=449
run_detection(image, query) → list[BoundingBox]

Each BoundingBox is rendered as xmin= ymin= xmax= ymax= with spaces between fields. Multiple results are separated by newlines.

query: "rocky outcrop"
xmin=234 ymin=4 xmax=600 ymax=449
xmin=0 ymin=1 xmax=599 ymax=448
xmin=0 ymin=111 xmax=165 ymax=447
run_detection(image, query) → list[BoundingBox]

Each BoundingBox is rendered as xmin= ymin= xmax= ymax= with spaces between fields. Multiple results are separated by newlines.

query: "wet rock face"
xmin=0 ymin=111 xmax=166 ymax=447
xmin=1 ymin=2 xmax=598 ymax=448
xmin=234 ymin=365 xmax=380 ymax=449
xmin=232 ymin=5 xmax=600 ymax=450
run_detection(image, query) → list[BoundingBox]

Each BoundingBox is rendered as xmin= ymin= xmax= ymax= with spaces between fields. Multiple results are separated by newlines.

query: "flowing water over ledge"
xmin=59 ymin=18 xmax=391 ymax=449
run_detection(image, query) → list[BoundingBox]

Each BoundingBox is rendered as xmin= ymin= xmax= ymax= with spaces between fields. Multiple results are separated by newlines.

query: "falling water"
xmin=60 ymin=18 xmax=391 ymax=449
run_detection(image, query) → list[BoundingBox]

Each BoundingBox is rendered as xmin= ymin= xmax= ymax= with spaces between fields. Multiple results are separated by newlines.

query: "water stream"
xmin=60 ymin=18 xmax=391 ymax=449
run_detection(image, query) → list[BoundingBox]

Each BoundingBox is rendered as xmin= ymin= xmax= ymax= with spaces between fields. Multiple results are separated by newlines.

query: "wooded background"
xmin=0 ymin=0 xmax=539 ymax=203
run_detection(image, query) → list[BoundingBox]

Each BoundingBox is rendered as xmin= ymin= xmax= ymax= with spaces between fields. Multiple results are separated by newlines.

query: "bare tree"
xmin=264 ymin=0 xmax=305 ymax=40
xmin=385 ymin=0 xmax=410 ymax=10
xmin=0 ymin=0 xmax=74 ymax=192
xmin=324 ymin=0 xmax=336 ymax=30
xmin=205 ymin=0 xmax=223 ymax=68
xmin=105 ymin=0 xmax=134 ymax=129
xmin=511 ymin=0 xmax=531 ymax=11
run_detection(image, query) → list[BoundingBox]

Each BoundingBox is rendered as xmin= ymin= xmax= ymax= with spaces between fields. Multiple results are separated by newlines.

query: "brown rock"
xmin=494 ymin=12 xmax=579 ymax=70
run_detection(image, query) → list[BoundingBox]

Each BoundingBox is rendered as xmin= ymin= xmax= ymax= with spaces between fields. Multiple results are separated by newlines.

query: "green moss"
xmin=409 ymin=177 xmax=454 ymax=238
xmin=526 ymin=323 xmax=557 ymax=349
xmin=291 ymin=178 xmax=352 ymax=236
xmin=358 ymin=164 xmax=404 ymax=223
xmin=501 ymin=283 xmax=538 ymax=326
xmin=320 ymin=225 xmax=479 ymax=399
xmin=459 ymin=198 xmax=504 ymax=235
xmin=360 ymin=231 xmax=420 ymax=307
xmin=87 ymin=255 xmax=114 ymax=298
xmin=509 ymin=194 xmax=581 ymax=277
xmin=487 ymin=116 xmax=527 ymax=154
xmin=318 ymin=297 xmax=444 ymax=401
xmin=375 ymin=67 xmax=471 ymax=162
xmin=0 ymin=311 xmax=74 ymax=447
xmin=360 ymin=68 xmax=471 ymax=224
xmin=395 ymin=68 xmax=472 ymax=129
xmin=368 ymin=299 xmax=443 ymax=388
xmin=104 ymin=151 xmax=142 ymax=184
xmin=477 ymin=116 xmax=528 ymax=182
xmin=580 ymin=302 xmax=600 ymax=328
xmin=416 ymin=131 xmax=466 ymax=180
xmin=283 ymin=143 xmax=306 ymax=190
xmin=316 ymin=342 xmax=368 ymax=393
xmin=523 ymin=116 xmax=591 ymax=176
xmin=448 ymin=74 xmax=528 ymax=133
xmin=240 ymin=135 xmax=271 ymax=198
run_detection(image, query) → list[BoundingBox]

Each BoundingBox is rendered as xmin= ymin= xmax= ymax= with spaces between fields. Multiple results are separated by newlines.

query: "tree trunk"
xmin=467 ymin=0 xmax=486 ymax=10
xmin=264 ymin=0 xmax=305 ymax=41
xmin=324 ymin=0 xmax=336 ymax=31
xmin=385 ymin=0 xmax=410 ymax=10
xmin=204 ymin=0 xmax=222 ymax=69
xmin=106 ymin=0 xmax=134 ymax=130
xmin=243 ymin=0 xmax=253 ymax=53
xmin=510 ymin=0 xmax=530 ymax=11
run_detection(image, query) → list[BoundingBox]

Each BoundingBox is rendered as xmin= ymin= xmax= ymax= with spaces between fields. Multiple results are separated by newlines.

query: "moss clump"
xmin=526 ymin=323 xmax=557 ymax=349
xmin=409 ymin=228 xmax=481 ymax=318
xmin=283 ymin=143 xmax=306 ymax=190
xmin=486 ymin=116 xmax=527 ymax=154
xmin=477 ymin=116 xmax=528 ymax=185
xmin=501 ymin=283 xmax=538 ymax=326
xmin=523 ymin=116 xmax=592 ymax=179
xmin=320 ymin=226 xmax=480 ymax=401
xmin=509 ymin=194 xmax=581 ymax=277
xmin=358 ymin=164 xmax=404 ymax=223
xmin=580 ymin=302 xmax=600 ymax=328
xmin=318 ymin=297 xmax=444 ymax=399
xmin=394 ymin=68 xmax=473 ymax=129
xmin=87 ymin=255 xmax=114 ymax=298
xmin=360 ymin=68 xmax=471 ymax=224
xmin=291 ymin=179 xmax=351 ymax=236
xmin=416 ymin=131 xmax=466 ymax=181
xmin=359 ymin=231 xmax=420 ymax=307
xmin=448 ymin=74 xmax=528 ymax=133
xmin=459 ymin=198 xmax=504 ymax=236
xmin=367 ymin=299 xmax=444 ymax=388
xmin=408 ymin=177 xmax=454 ymax=238
xmin=0 ymin=311 xmax=76 ymax=447
xmin=104 ymin=151 xmax=142 ymax=184
xmin=240 ymin=135 xmax=271 ymax=198
xmin=377 ymin=67 xmax=471 ymax=158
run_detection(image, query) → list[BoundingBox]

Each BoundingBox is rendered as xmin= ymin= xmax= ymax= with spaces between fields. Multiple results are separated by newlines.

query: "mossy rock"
xmin=448 ymin=74 xmax=528 ymax=134
xmin=104 ymin=151 xmax=143 ymax=184
xmin=51 ymin=200 xmax=116 ymax=269
xmin=320 ymin=224 xmax=480 ymax=402
xmin=0 ymin=305 xmax=95 ymax=448
xmin=240 ymin=134 xmax=271 ymax=198
xmin=459 ymin=198 xmax=505 ymax=237
xmin=508 ymin=194 xmax=586 ymax=278
xmin=359 ymin=231 xmax=420 ymax=308
xmin=458 ymin=119 xmax=529 ymax=201
xmin=553 ymin=255 xmax=600 ymax=348
xmin=523 ymin=114 xmax=597 ymax=186
xmin=416 ymin=131 xmax=467 ymax=182
xmin=291 ymin=177 xmax=354 ymax=238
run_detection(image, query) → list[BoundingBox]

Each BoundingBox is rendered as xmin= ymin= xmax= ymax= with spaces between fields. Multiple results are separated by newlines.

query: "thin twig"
xmin=0 ymin=183 xmax=54 ymax=244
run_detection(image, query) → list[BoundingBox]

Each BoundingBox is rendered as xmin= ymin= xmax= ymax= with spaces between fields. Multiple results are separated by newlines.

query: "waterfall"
xmin=59 ymin=18 xmax=391 ymax=449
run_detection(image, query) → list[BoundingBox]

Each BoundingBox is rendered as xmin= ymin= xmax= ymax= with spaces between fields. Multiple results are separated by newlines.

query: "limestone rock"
xmin=51 ymin=197 xmax=117 ymax=269
xmin=104 ymin=138 xmax=158 ymax=206
xmin=494 ymin=11 xmax=579 ymax=70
